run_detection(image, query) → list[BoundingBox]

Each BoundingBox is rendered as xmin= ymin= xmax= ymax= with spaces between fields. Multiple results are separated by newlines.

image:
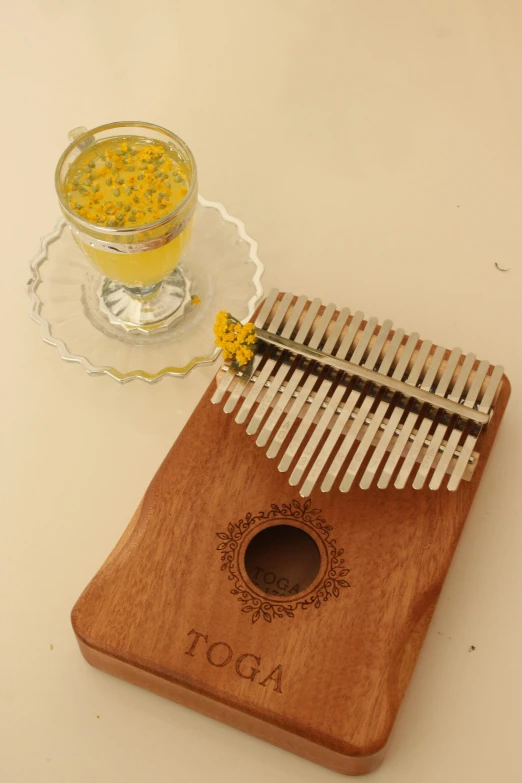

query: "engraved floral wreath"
xmin=216 ymin=498 xmax=350 ymax=623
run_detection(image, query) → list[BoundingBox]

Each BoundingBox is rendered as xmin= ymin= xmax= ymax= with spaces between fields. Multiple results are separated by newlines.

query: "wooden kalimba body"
xmin=72 ymin=291 xmax=510 ymax=775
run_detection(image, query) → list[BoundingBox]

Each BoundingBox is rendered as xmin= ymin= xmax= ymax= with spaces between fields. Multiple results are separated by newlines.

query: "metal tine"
xmin=308 ymin=320 xmax=394 ymax=496
xmin=411 ymin=348 xmax=465 ymax=489
xmin=256 ymin=300 xmax=332 ymax=447
xmin=406 ymin=351 xmax=475 ymax=487
xmin=339 ymin=327 xmax=409 ymax=493
xmin=223 ymin=292 xmax=293 ymax=414
xmin=237 ymin=295 xmax=308 ymax=426
xmin=429 ymin=360 xmax=490 ymax=489
xmin=267 ymin=308 xmax=357 ymax=460
xmin=447 ymin=363 xmax=504 ymax=491
xmin=428 ymin=426 xmax=466 ymax=490
xmin=446 ymin=428 xmax=479 ymax=491
xmin=394 ymin=345 xmax=456 ymax=488
xmin=376 ymin=339 xmax=434 ymax=489
xmin=477 ymin=363 xmax=504 ymax=414
xmin=417 ymin=350 xmax=477 ymax=488
xmin=278 ymin=312 xmax=370 ymax=474
xmin=448 ymin=352 xmax=477 ymax=404
xmin=359 ymin=332 xmax=419 ymax=489
xmin=299 ymin=315 xmax=379 ymax=492
xmin=211 ymin=288 xmax=280 ymax=405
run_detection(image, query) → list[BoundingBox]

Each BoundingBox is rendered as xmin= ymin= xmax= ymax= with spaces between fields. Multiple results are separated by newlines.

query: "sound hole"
xmin=244 ymin=525 xmax=321 ymax=598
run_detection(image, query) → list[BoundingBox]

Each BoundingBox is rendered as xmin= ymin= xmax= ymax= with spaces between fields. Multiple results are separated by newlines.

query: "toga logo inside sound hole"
xmin=244 ymin=524 xmax=321 ymax=597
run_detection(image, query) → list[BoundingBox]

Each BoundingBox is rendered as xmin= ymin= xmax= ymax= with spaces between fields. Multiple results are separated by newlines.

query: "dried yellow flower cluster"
xmin=213 ymin=310 xmax=256 ymax=366
xmin=65 ymin=137 xmax=189 ymax=228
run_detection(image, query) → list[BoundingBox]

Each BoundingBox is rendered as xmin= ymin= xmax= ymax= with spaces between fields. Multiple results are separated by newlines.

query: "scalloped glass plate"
xmin=28 ymin=196 xmax=264 ymax=382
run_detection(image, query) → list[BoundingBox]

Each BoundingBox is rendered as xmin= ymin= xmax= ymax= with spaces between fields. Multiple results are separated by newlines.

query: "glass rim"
xmin=54 ymin=121 xmax=198 ymax=236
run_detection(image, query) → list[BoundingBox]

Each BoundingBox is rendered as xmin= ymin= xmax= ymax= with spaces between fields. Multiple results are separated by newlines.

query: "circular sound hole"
xmin=244 ymin=525 xmax=321 ymax=598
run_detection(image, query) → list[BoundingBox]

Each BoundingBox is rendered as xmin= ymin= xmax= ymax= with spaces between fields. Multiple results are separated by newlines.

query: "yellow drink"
xmin=76 ymin=219 xmax=193 ymax=287
xmin=64 ymin=136 xmax=194 ymax=286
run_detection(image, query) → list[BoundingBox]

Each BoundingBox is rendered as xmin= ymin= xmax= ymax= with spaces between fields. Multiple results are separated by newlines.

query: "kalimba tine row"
xmin=213 ymin=289 xmax=504 ymax=496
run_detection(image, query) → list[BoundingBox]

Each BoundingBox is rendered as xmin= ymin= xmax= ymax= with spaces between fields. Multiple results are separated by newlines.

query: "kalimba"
xmin=72 ymin=290 xmax=510 ymax=775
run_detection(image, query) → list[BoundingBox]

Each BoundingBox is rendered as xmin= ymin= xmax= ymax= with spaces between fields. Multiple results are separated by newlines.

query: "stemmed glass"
xmin=55 ymin=121 xmax=198 ymax=331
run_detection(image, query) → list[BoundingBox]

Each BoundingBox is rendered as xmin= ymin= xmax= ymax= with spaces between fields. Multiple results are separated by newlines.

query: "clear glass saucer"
xmin=28 ymin=196 xmax=264 ymax=382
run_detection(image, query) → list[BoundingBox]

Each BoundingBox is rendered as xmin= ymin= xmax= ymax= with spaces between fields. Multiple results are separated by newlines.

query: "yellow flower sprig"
xmin=213 ymin=311 xmax=257 ymax=366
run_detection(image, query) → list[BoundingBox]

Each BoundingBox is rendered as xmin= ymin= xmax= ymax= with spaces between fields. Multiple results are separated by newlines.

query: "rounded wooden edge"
xmin=71 ymin=498 xmax=147 ymax=633
xmin=74 ymin=634 xmax=386 ymax=776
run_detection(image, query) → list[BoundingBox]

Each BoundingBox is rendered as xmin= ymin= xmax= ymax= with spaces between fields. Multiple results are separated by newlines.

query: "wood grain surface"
xmin=72 ymin=352 xmax=510 ymax=776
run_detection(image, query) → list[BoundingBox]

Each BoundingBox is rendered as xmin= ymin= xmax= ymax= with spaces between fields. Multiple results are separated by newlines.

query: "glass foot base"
xmin=98 ymin=265 xmax=192 ymax=333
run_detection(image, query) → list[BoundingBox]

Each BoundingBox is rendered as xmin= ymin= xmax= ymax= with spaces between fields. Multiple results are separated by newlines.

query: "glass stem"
xmin=122 ymin=281 xmax=163 ymax=300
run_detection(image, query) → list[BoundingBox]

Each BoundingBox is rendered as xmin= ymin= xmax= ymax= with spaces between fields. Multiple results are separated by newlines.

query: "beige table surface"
xmin=1 ymin=1 xmax=521 ymax=781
